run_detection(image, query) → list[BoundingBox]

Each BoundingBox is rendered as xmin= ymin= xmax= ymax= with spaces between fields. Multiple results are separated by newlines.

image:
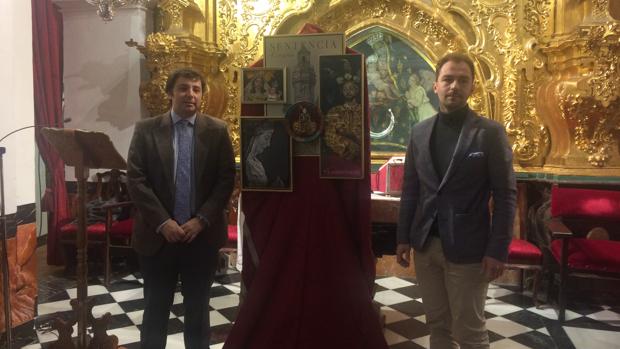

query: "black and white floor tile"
xmin=19 ymin=272 xmax=620 ymax=348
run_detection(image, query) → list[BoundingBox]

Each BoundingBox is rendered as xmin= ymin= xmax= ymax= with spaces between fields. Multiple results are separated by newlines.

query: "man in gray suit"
xmin=127 ymin=68 xmax=235 ymax=348
xmin=396 ymin=53 xmax=517 ymax=349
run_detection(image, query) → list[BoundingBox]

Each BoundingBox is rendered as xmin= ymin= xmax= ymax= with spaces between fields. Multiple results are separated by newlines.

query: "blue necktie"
xmin=174 ymin=120 xmax=192 ymax=224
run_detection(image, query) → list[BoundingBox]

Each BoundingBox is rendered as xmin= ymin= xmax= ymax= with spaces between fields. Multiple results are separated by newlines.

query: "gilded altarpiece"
xmin=136 ymin=0 xmax=620 ymax=177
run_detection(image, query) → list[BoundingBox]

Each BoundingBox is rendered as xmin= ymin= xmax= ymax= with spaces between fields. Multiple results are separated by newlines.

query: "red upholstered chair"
xmin=505 ymin=238 xmax=543 ymax=305
xmin=545 ymin=186 xmax=620 ymax=322
xmin=491 ymin=185 xmax=544 ymax=304
xmin=220 ymin=225 xmax=238 ymax=263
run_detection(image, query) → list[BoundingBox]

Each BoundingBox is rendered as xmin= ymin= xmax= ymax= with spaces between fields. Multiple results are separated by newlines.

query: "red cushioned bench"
xmin=545 ymin=186 xmax=620 ymax=322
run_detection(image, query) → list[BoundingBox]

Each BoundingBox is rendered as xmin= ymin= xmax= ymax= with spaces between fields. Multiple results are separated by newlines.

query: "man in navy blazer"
xmin=396 ymin=53 xmax=516 ymax=349
xmin=127 ymin=68 xmax=235 ymax=348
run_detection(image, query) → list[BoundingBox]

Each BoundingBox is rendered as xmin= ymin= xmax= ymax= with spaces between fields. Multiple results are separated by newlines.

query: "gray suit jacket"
xmin=127 ymin=112 xmax=236 ymax=256
xmin=397 ymin=109 xmax=517 ymax=263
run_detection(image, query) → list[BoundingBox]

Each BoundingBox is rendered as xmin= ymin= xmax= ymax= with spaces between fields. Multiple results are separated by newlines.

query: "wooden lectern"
xmin=41 ymin=128 xmax=126 ymax=349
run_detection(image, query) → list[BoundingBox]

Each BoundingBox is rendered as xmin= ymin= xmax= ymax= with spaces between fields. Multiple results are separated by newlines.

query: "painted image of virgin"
xmin=242 ymin=120 xmax=290 ymax=189
xmin=244 ymin=72 xmax=268 ymax=102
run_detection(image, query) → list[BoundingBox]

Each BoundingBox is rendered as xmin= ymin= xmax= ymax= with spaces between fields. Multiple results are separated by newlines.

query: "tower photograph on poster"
xmin=240 ymin=117 xmax=292 ymax=192
xmin=319 ymin=54 xmax=365 ymax=179
xmin=263 ymin=33 xmax=345 ymax=155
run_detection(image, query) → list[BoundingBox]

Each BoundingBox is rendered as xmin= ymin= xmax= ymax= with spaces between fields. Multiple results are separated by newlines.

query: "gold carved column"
xmin=131 ymin=0 xmax=231 ymax=145
xmin=539 ymin=0 xmax=620 ymax=173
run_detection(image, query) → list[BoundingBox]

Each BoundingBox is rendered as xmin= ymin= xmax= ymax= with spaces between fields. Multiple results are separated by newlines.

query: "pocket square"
xmin=467 ymin=151 xmax=485 ymax=158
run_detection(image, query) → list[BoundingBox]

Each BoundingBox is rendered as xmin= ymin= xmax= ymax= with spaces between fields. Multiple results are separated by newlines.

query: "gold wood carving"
xmin=133 ymin=0 xmax=229 ymax=147
xmin=159 ymin=0 xmax=205 ymax=36
xmin=559 ymin=91 xmax=619 ymax=167
xmin=592 ymin=0 xmax=611 ymax=20
xmin=585 ymin=23 xmax=620 ymax=108
xmin=468 ymin=0 xmax=550 ymax=166
xmin=130 ymin=33 xmax=181 ymax=116
xmin=524 ymin=0 xmax=551 ymax=37
xmin=541 ymin=0 xmax=620 ymax=171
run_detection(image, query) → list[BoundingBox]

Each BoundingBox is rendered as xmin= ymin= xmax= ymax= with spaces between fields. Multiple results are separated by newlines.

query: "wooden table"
xmin=370 ymin=193 xmax=400 ymax=258
xmin=371 ymin=193 xmax=400 ymax=223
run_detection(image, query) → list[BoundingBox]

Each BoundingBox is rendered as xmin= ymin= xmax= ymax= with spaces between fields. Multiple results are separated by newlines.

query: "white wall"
xmin=0 ymin=0 xmax=35 ymax=215
xmin=55 ymin=0 xmax=150 ymax=180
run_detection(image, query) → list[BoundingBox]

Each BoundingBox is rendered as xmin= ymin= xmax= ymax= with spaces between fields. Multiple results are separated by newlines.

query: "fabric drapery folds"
xmin=223 ymin=24 xmax=387 ymax=349
xmin=32 ymin=0 xmax=69 ymax=265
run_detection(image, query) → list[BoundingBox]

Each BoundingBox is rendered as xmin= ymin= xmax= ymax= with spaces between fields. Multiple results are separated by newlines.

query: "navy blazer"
xmin=397 ymin=109 xmax=517 ymax=263
xmin=127 ymin=112 xmax=236 ymax=256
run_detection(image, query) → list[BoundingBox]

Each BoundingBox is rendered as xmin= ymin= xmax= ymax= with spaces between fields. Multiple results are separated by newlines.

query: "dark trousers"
xmin=139 ymin=240 xmax=219 ymax=349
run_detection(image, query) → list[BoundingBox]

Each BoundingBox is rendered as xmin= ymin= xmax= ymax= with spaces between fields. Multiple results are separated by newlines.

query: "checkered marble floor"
xmin=20 ymin=271 xmax=620 ymax=348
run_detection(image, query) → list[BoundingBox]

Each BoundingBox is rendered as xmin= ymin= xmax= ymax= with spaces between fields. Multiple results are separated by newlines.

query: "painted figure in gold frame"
xmin=349 ymin=28 xmax=439 ymax=157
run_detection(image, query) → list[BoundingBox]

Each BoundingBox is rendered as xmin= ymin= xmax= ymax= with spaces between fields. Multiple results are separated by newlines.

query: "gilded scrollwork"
xmin=129 ymin=33 xmax=182 ymax=116
xmin=470 ymin=0 xmax=514 ymax=54
xmin=358 ymin=0 xmax=391 ymax=19
xmin=509 ymin=79 xmax=550 ymax=164
xmin=160 ymin=0 xmax=185 ymax=32
xmin=585 ymin=23 xmax=620 ymax=107
xmin=559 ymin=91 xmax=619 ymax=167
xmin=312 ymin=0 xmax=461 ymax=52
xmin=524 ymin=0 xmax=550 ymax=37
xmin=469 ymin=0 xmax=551 ymax=166
xmin=468 ymin=86 xmax=485 ymax=115
xmin=511 ymin=38 xmax=550 ymax=165
xmin=536 ymin=0 xmax=619 ymax=170
xmin=409 ymin=6 xmax=459 ymax=50
xmin=511 ymin=120 xmax=550 ymax=163
xmin=592 ymin=0 xmax=611 ymax=20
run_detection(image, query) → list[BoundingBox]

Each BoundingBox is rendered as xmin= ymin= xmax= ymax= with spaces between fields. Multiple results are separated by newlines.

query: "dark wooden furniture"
xmin=59 ymin=169 xmax=134 ymax=286
xmin=42 ymin=128 xmax=126 ymax=348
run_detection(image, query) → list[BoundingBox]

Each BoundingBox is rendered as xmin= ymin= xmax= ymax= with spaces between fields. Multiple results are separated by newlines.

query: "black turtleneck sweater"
xmin=428 ymin=105 xmax=468 ymax=236
xmin=431 ymin=105 xmax=468 ymax=178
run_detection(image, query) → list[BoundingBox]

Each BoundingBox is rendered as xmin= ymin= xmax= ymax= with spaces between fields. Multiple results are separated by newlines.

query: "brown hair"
xmin=435 ymin=53 xmax=475 ymax=81
xmin=165 ymin=68 xmax=206 ymax=95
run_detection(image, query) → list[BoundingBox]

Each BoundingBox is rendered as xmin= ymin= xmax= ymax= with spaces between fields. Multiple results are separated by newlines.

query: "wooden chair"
xmin=504 ymin=183 xmax=544 ymax=305
xmin=544 ymin=185 xmax=620 ymax=322
xmin=59 ymin=169 xmax=134 ymax=286
xmin=102 ymin=200 xmax=134 ymax=286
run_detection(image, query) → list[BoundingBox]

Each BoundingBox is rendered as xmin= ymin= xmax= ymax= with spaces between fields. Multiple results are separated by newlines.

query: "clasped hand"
xmin=160 ymin=218 xmax=205 ymax=243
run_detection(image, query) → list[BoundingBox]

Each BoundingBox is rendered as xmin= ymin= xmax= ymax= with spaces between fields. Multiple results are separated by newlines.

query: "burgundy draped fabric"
xmin=224 ymin=24 xmax=387 ymax=349
xmin=32 ymin=0 xmax=68 ymax=265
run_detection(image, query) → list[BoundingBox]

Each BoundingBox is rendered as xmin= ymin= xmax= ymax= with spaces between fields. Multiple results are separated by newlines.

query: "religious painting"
xmin=240 ymin=117 xmax=292 ymax=192
xmin=348 ymin=27 xmax=439 ymax=158
xmin=264 ymin=33 xmax=345 ymax=155
xmin=241 ymin=67 xmax=286 ymax=104
xmin=319 ymin=54 xmax=365 ymax=179
xmin=285 ymin=101 xmax=323 ymax=142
